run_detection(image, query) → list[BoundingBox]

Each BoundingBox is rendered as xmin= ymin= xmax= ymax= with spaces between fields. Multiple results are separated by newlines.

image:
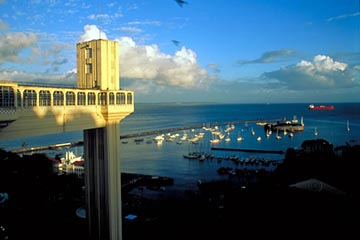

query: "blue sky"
xmin=0 ymin=0 xmax=359 ymax=103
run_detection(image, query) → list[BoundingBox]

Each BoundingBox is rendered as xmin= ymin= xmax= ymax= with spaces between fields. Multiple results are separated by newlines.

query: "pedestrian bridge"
xmin=0 ymin=81 xmax=134 ymax=140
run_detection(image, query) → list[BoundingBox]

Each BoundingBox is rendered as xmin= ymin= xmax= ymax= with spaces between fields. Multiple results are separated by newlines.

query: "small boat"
xmin=308 ymin=104 xmax=334 ymax=110
xmin=346 ymin=120 xmax=350 ymax=132
xmin=314 ymin=127 xmax=318 ymax=136
xmin=237 ymin=132 xmax=243 ymax=141
xmin=275 ymin=129 xmax=281 ymax=140
xmin=256 ymin=121 xmax=267 ymax=126
xmin=251 ymin=127 xmax=255 ymax=136
xmin=288 ymin=132 xmax=294 ymax=138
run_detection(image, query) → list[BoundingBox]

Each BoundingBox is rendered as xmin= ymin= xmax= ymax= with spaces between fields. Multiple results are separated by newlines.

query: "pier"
xmin=211 ymin=147 xmax=285 ymax=154
xmin=10 ymin=141 xmax=84 ymax=154
xmin=10 ymin=118 xmax=284 ymax=154
xmin=120 ymin=118 xmax=282 ymax=139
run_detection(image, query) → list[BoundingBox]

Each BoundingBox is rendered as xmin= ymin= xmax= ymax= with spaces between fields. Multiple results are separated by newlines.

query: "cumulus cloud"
xmin=79 ymin=25 xmax=107 ymax=42
xmin=117 ymin=36 xmax=216 ymax=90
xmin=263 ymin=55 xmax=358 ymax=90
xmin=0 ymin=69 xmax=76 ymax=85
xmin=238 ymin=49 xmax=294 ymax=65
xmin=0 ymin=32 xmax=37 ymax=64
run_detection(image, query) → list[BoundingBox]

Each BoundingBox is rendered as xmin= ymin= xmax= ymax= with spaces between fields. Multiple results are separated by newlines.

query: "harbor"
xmin=10 ymin=118 xmax=284 ymax=154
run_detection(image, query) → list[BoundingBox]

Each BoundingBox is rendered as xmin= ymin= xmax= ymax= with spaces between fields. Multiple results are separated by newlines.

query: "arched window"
xmin=127 ymin=93 xmax=133 ymax=105
xmin=109 ymin=92 xmax=115 ymax=105
xmin=0 ymin=86 xmax=15 ymax=107
xmin=53 ymin=91 xmax=64 ymax=106
xmin=77 ymin=92 xmax=86 ymax=105
xmin=98 ymin=92 xmax=107 ymax=105
xmin=39 ymin=90 xmax=51 ymax=106
xmin=116 ymin=92 xmax=125 ymax=104
xmin=88 ymin=92 xmax=96 ymax=105
xmin=23 ymin=89 xmax=37 ymax=107
xmin=66 ymin=91 xmax=75 ymax=105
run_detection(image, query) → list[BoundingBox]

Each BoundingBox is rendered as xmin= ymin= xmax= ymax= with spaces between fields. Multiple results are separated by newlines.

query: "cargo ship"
xmin=308 ymin=104 xmax=334 ymax=110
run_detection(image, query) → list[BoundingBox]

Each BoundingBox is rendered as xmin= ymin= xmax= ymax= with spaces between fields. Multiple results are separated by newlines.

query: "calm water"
xmin=1 ymin=102 xmax=359 ymax=191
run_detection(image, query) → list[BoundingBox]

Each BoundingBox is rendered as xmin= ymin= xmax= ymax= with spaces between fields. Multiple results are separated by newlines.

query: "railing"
xmin=0 ymin=82 xmax=134 ymax=110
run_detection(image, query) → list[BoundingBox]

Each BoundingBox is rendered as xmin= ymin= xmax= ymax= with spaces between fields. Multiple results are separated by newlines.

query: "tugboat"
xmin=308 ymin=104 xmax=334 ymax=110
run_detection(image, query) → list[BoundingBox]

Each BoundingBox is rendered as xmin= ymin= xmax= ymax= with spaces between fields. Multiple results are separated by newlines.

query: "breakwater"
xmin=11 ymin=141 xmax=83 ymax=154
xmin=10 ymin=118 xmax=282 ymax=153
xmin=211 ymin=147 xmax=284 ymax=154
xmin=120 ymin=118 xmax=282 ymax=139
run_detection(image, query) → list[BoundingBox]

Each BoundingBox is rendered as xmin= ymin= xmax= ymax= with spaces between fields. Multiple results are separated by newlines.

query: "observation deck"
xmin=0 ymin=81 xmax=134 ymax=140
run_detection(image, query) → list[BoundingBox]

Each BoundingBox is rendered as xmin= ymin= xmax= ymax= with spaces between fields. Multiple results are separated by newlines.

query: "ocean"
xmin=1 ymin=102 xmax=359 ymax=192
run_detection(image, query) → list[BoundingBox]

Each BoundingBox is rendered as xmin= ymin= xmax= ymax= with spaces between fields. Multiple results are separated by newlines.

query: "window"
xmin=66 ymin=91 xmax=75 ymax=105
xmin=86 ymin=48 xmax=92 ymax=58
xmin=0 ymin=86 xmax=15 ymax=107
xmin=109 ymin=92 xmax=115 ymax=105
xmin=116 ymin=92 xmax=125 ymax=104
xmin=77 ymin=92 xmax=86 ymax=105
xmin=127 ymin=93 xmax=133 ymax=105
xmin=88 ymin=92 xmax=95 ymax=105
xmin=39 ymin=90 xmax=51 ymax=106
xmin=23 ymin=89 xmax=37 ymax=107
xmin=86 ymin=64 xmax=92 ymax=74
xmin=53 ymin=91 xmax=64 ymax=106
xmin=98 ymin=92 xmax=107 ymax=105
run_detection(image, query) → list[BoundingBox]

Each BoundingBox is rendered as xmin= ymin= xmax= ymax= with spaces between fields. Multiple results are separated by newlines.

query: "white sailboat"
xmin=251 ymin=127 xmax=255 ymax=136
xmin=237 ymin=131 xmax=243 ymax=141
xmin=314 ymin=127 xmax=318 ymax=136
xmin=275 ymin=129 xmax=281 ymax=140
xmin=346 ymin=120 xmax=350 ymax=132
xmin=225 ymin=133 xmax=231 ymax=142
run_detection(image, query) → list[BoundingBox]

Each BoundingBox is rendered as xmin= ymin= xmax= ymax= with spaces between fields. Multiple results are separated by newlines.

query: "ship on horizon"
xmin=308 ymin=104 xmax=334 ymax=110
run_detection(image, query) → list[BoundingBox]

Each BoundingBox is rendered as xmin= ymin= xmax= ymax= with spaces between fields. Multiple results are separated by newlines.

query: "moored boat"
xmin=264 ymin=116 xmax=304 ymax=132
xmin=308 ymin=104 xmax=334 ymax=110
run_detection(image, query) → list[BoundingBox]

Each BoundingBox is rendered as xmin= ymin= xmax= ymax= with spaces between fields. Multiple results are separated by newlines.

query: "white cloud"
xmin=297 ymin=55 xmax=347 ymax=71
xmin=78 ymin=25 xmax=107 ymax=43
xmin=117 ymin=36 xmax=216 ymax=89
xmin=263 ymin=55 xmax=358 ymax=90
xmin=0 ymin=69 xmax=76 ymax=85
xmin=0 ymin=32 xmax=37 ymax=64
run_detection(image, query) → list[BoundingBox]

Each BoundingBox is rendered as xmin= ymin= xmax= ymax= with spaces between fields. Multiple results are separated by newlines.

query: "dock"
xmin=9 ymin=118 xmax=283 ymax=154
xmin=120 ymin=118 xmax=282 ymax=139
xmin=211 ymin=147 xmax=284 ymax=154
xmin=10 ymin=141 xmax=84 ymax=154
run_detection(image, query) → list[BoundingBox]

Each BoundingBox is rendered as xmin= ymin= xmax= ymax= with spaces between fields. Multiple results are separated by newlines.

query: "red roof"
xmin=48 ymin=157 xmax=61 ymax=163
xmin=73 ymin=160 xmax=84 ymax=166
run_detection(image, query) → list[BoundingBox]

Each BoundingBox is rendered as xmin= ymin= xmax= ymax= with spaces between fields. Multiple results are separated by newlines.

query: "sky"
xmin=0 ymin=0 xmax=359 ymax=103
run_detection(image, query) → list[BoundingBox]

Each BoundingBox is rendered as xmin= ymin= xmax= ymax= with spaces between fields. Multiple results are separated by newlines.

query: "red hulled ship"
xmin=308 ymin=104 xmax=334 ymax=110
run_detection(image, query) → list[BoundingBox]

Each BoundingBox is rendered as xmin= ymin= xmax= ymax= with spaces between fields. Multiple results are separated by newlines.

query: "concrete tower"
xmin=77 ymin=39 xmax=120 ymax=90
xmin=77 ymin=38 xmax=127 ymax=240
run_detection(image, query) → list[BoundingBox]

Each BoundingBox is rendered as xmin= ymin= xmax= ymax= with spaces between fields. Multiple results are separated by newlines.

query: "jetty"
xmin=120 ymin=118 xmax=282 ymax=139
xmin=211 ymin=147 xmax=284 ymax=154
xmin=10 ymin=141 xmax=83 ymax=154
xmin=9 ymin=118 xmax=283 ymax=154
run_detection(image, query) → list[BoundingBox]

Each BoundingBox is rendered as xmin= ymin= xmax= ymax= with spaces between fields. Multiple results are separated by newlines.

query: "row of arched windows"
xmin=0 ymin=86 xmax=133 ymax=108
